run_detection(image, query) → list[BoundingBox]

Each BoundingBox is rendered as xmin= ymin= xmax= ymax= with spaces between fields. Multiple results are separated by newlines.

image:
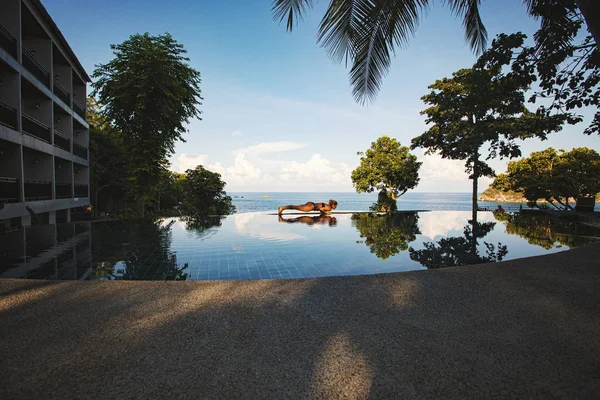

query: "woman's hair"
xmin=329 ymin=199 xmax=338 ymax=207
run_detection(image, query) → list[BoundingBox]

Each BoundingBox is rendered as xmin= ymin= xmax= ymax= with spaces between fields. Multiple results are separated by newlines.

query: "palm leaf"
xmin=274 ymin=0 xmax=488 ymax=104
xmin=272 ymin=0 xmax=316 ymax=31
xmin=317 ymin=0 xmax=364 ymax=64
xmin=348 ymin=0 xmax=429 ymax=104
xmin=445 ymin=0 xmax=487 ymax=53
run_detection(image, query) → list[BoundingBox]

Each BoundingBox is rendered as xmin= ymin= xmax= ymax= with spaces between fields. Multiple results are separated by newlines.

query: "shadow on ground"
xmin=1 ymin=245 xmax=600 ymax=399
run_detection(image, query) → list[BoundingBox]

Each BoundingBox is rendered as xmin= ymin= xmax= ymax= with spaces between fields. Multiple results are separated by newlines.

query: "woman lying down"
xmin=277 ymin=200 xmax=338 ymax=215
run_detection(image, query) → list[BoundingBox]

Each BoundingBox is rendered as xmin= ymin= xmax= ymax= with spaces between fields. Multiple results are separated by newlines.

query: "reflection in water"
xmin=180 ymin=216 xmax=223 ymax=239
xmin=409 ymin=219 xmax=508 ymax=269
xmin=0 ymin=222 xmax=92 ymax=279
xmin=351 ymin=213 xmax=420 ymax=260
xmin=494 ymin=212 xmax=600 ymax=249
xmin=3 ymin=211 xmax=600 ymax=281
xmin=278 ymin=215 xmax=337 ymax=226
xmin=234 ymin=212 xmax=305 ymax=242
xmin=91 ymin=219 xmax=189 ymax=280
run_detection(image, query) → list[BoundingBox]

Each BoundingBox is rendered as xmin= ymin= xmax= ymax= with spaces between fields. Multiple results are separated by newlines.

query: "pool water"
xmin=1 ymin=211 xmax=599 ymax=280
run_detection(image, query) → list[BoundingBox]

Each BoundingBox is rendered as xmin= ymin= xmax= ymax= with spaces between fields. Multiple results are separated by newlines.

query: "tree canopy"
xmin=491 ymin=147 xmax=600 ymax=210
xmin=411 ymin=35 xmax=568 ymax=218
xmin=180 ymin=165 xmax=235 ymax=220
xmin=92 ymin=33 xmax=203 ymax=216
xmin=519 ymin=1 xmax=599 ymax=135
xmin=351 ymin=136 xmax=421 ymax=212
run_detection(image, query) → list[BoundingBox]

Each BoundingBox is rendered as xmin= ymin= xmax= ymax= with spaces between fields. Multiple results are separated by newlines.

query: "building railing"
xmin=55 ymin=182 xmax=72 ymax=199
xmin=22 ymin=46 xmax=50 ymax=86
xmin=0 ymin=101 xmax=18 ymax=130
xmin=73 ymin=142 xmax=88 ymax=160
xmin=0 ymin=177 xmax=20 ymax=203
xmin=22 ymin=113 xmax=51 ymax=143
xmin=73 ymin=98 xmax=86 ymax=119
xmin=0 ymin=24 xmax=17 ymax=59
xmin=53 ymin=79 xmax=70 ymax=105
xmin=54 ymin=130 xmax=71 ymax=151
xmin=74 ymin=183 xmax=88 ymax=198
xmin=24 ymin=180 xmax=52 ymax=201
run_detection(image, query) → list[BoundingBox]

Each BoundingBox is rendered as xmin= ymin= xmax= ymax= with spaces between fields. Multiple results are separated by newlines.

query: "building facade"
xmin=0 ymin=0 xmax=90 ymax=228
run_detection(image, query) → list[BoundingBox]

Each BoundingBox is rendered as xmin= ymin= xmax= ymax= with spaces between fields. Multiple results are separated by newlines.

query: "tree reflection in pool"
xmin=92 ymin=217 xmax=223 ymax=280
xmin=2 ymin=211 xmax=599 ymax=281
xmin=408 ymin=219 xmax=508 ymax=269
xmin=351 ymin=213 xmax=420 ymax=260
xmin=493 ymin=212 xmax=600 ymax=250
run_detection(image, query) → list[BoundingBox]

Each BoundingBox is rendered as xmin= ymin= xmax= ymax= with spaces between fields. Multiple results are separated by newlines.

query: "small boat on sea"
xmin=263 ymin=195 xmax=269 ymax=198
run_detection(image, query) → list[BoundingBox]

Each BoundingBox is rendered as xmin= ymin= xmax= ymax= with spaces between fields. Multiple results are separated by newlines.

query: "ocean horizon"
xmin=228 ymin=191 xmax=513 ymax=214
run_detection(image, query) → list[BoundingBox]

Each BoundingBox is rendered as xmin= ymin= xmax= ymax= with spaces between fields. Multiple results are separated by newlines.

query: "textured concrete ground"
xmin=1 ymin=245 xmax=600 ymax=400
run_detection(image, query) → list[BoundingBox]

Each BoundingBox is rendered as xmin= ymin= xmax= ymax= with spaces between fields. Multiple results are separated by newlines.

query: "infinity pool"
xmin=1 ymin=211 xmax=599 ymax=280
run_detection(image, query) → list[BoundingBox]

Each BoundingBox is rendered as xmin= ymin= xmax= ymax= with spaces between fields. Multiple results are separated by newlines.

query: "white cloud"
xmin=208 ymin=152 xmax=262 ymax=184
xmin=418 ymin=211 xmax=468 ymax=240
xmin=173 ymin=149 xmax=355 ymax=191
xmin=170 ymin=153 xmax=209 ymax=173
xmin=231 ymin=130 xmax=243 ymax=136
xmin=418 ymin=153 xmax=468 ymax=182
xmin=279 ymin=154 xmax=353 ymax=186
xmin=242 ymin=141 xmax=306 ymax=155
xmin=234 ymin=212 xmax=306 ymax=242
xmin=418 ymin=211 xmax=497 ymax=240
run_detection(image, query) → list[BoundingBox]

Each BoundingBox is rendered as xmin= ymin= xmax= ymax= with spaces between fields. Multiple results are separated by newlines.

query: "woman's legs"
xmin=278 ymin=202 xmax=315 ymax=215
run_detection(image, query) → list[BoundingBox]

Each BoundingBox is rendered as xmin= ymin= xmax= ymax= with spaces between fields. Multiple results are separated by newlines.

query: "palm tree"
xmin=272 ymin=0 xmax=599 ymax=104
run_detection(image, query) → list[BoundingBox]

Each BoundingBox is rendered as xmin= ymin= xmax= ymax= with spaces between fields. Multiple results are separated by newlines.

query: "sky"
xmin=45 ymin=0 xmax=600 ymax=192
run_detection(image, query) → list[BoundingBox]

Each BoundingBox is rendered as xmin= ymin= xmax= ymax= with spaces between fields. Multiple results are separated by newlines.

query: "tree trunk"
xmin=137 ymin=198 xmax=145 ymax=218
xmin=576 ymin=0 xmax=600 ymax=49
xmin=471 ymin=164 xmax=478 ymax=224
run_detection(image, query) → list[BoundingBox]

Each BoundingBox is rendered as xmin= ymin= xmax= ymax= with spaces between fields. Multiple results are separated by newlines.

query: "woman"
xmin=277 ymin=199 xmax=338 ymax=215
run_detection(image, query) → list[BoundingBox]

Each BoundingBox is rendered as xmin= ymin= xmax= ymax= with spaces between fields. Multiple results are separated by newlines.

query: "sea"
xmin=229 ymin=192 xmax=521 ymax=214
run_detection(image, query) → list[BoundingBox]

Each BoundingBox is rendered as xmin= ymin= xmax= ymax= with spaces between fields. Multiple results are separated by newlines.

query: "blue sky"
xmin=46 ymin=0 xmax=600 ymax=192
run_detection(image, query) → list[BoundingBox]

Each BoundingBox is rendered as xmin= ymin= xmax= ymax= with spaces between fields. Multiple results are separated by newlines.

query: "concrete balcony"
xmin=22 ymin=112 xmax=51 ymax=143
xmin=0 ymin=24 xmax=17 ymax=60
xmin=0 ymin=176 xmax=19 ymax=203
xmin=73 ymin=142 xmax=88 ymax=160
xmin=0 ymin=101 xmax=18 ymax=130
xmin=55 ymin=182 xmax=72 ymax=199
xmin=53 ymin=79 xmax=70 ymax=105
xmin=53 ymin=129 xmax=70 ymax=151
xmin=73 ymin=98 xmax=86 ymax=119
xmin=74 ymin=183 xmax=88 ymax=198
xmin=24 ymin=180 xmax=52 ymax=201
xmin=22 ymin=46 xmax=50 ymax=88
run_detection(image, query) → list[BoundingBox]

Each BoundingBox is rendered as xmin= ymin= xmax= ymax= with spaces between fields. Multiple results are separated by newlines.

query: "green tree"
xmin=493 ymin=147 xmax=600 ymax=210
xmin=88 ymin=97 xmax=128 ymax=217
xmin=271 ymin=0 xmax=599 ymax=104
xmin=352 ymin=212 xmax=420 ymax=260
xmin=351 ymin=136 xmax=421 ymax=212
xmin=154 ymin=170 xmax=186 ymax=212
xmin=520 ymin=1 xmax=598 ymax=135
xmin=411 ymin=36 xmax=567 ymax=221
xmin=92 ymin=33 xmax=203 ymax=217
xmin=409 ymin=220 xmax=508 ymax=269
xmin=180 ymin=165 xmax=235 ymax=220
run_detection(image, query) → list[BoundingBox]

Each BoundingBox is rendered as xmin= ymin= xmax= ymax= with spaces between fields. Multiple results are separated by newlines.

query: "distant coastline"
xmin=478 ymin=187 xmax=600 ymax=204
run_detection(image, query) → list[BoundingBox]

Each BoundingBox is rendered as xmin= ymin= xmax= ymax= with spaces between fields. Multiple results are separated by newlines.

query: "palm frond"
xmin=524 ymin=0 xmax=580 ymax=52
xmin=347 ymin=0 xmax=429 ymax=104
xmin=445 ymin=0 xmax=487 ymax=53
xmin=317 ymin=0 xmax=365 ymax=64
xmin=272 ymin=0 xmax=316 ymax=32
